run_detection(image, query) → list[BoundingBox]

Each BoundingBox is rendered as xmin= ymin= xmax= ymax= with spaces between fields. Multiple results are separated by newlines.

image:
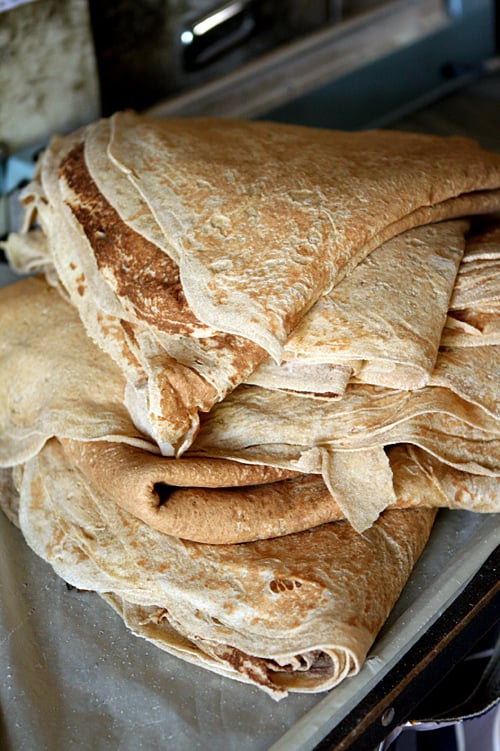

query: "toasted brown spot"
xmin=59 ymin=144 xmax=267 ymax=381
xmin=60 ymin=144 xmax=204 ymax=335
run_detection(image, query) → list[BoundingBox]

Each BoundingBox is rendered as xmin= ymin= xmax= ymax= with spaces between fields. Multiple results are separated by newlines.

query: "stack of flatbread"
xmin=1 ymin=113 xmax=499 ymax=699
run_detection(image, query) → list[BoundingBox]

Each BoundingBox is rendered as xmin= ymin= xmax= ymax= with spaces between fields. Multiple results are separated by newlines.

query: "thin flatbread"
xmin=108 ymin=112 xmax=500 ymax=360
xmin=441 ymin=217 xmax=500 ymax=347
xmin=450 ymin=219 xmax=500 ymax=310
xmin=12 ymin=438 xmax=436 ymax=699
xmin=6 ymin=116 xmax=500 ymax=454
xmin=10 ymin=132 xmax=269 ymax=455
xmin=59 ymin=440 xmax=499 ymax=543
xmin=0 ymin=276 xmax=152 ymax=466
xmin=393 ymin=445 xmax=500 ymax=515
xmin=0 ymin=277 xmax=294 ymax=490
xmin=441 ymin=310 xmax=500 ymax=348
xmin=248 ymin=220 xmax=467 ymax=392
xmin=190 ymin=382 xmax=500 ymax=473
xmin=430 ymin=346 xmax=500 ymax=420
xmin=1 ymin=275 xmax=497 ymax=533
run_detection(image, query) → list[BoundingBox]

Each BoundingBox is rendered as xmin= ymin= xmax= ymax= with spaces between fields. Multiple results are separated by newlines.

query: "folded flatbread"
xmin=105 ymin=113 xmax=500 ymax=359
xmin=1 ymin=275 xmax=498 ymax=537
xmin=1 ymin=115 xmax=499 ymax=700
xmin=450 ymin=218 xmax=500 ymax=310
xmin=61 ymin=439 xmax=500 ymax=543
xmin=0 ymin=277 xmax=297 ymax=499
xmin=0 ymin=276 xmax=150 ymax=466
xmin=442 ymin=217 xmax=500 ymax=347
xmin=6 ymin=437 xmax=437 ymax=699
xmin=5 ymin=115 xmax=500 ymax=454
xmin=247 ymin=220 xmax=468 ymax=393
xmin=191 ymin=381 xmax=500 ymax=469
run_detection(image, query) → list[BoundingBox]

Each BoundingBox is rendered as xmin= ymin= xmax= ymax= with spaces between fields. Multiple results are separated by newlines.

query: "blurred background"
xmin=2 ymin=0 xmax=499 ymax=238
xmin=0 ymin=0 xmax=498 ymax=151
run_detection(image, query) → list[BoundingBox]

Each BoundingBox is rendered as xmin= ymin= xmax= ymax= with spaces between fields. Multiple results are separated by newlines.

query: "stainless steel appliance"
xmin=88 ymin=0 xmax=498 ymax=128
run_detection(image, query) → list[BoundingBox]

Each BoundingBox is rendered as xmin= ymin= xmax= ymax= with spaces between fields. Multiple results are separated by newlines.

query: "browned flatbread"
xmin=6 ymin=115 xmax=500 ymax=455
xmin=442 ymin=309 xmax=500 ymax=347
xmin=107 ymin=114 xmax=500 ymax=362
xmin=191 ymin=382 xmax=500 ymax=469
xmin=392 ymin=445 xmax=500 ymax=514
xmin=248 ymin=220 xmax=468 ymax=393
xmin=1 ymin=114 xmax=499 ymax=700
xmin=0 ymin=275 xmax=152 ymax=467
xmin=441 ymin=217 xmax=500 ymax=347
xmin=62 ymin=438 xmax=326 ymax=543
xmin=450 ymin=235 xmax=500 ymax=310
xmin=61 ymin=439 xmax=499 ymax=543
xmin=430 ymin=345 xmax=500 ymax=419
xmin=9 ymin=437 xmax=436 ymax=698
xmin=2 ymin=273 xmax=498 ymax=536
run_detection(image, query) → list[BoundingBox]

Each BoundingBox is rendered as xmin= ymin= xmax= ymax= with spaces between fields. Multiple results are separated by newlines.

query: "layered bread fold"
xmin=5 ymin=115 xmax=500 ymax=454
xmin=1 ymin=272 xmax=498 ymax=540
xmin=1 ymin=115 xmax=499 ymax=699
xmin=4 ymin=438 xmax=436 ymax=699
xmin=247 ymin=220 xmax=468 ymax=393
xmin=441 ymin=217 xmax=500 ymax=347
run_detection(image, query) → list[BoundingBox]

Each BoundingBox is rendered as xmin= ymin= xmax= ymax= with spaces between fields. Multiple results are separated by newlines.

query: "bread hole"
xmin=154 ymin=482 xmax=178 ymax=507
xmin=269 ymin=578 xmax=303 ymax=594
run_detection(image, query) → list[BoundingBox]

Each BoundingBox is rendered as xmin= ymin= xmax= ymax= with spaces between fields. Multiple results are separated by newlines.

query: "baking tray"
xmin=0 ymin=265 xmax=499 ymax=751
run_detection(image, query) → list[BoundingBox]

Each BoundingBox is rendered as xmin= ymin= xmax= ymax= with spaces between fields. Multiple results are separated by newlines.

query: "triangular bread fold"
xmin=106 ymin=112 xmax=500 ymax=360
xmin=84 ymin=118 xmax=176 ymax=257
xmin=4 ymin=134 xmax=267 ymax=455
xmin=0 ymin=276 xmax=300 ymax=519
xmin=5 ymin=116 xmax=500 ymax=455
xmin=247 ymin=220 xmax=468 ymax=394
